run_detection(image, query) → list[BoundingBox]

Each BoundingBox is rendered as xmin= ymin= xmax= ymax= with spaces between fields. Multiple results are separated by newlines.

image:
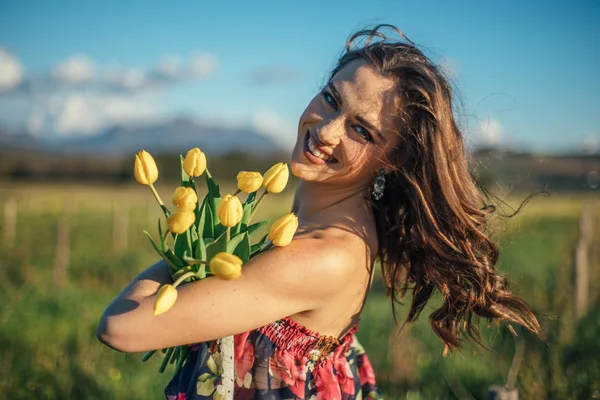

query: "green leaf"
xmin=173 ymin=228 xmax=192 ymax=261
xmin=205 ymin=230 xmax=228 ymax=262
xmin=226 ymin=232 xmax=247 ymax=254
xmin=157 ymin=219 xmax=168 ymax=252
xmin=246 ymin=219 xmax=270 ymax=236
xmin=232 ymin=233 xmax=251 ymax=263
xmin=164 ymin=248 xmax=186 ymax=269
xmin=195 ymin=235 xmax=207 ymax=261
xmin=180 ymin=155 xmax=191 ymax=187
xmin=236 ymin=200 xmax=255 ymax=235
xmin=203 ymin=201 xmax=214 ymax=239
xmin=144 ymin=230 xmax=162 ymax=256
xmin=143 ymin=230 xmax=177 ymax=270
xmin=244 ymin=191 xmax=257 ymax=205
xmin=214 ymin=222 xmax=226 ymax=238
xmin=196 ymin=196 xmax=208 ymax=232
xmin=205 ymin=168 xmax=220 ymax=197
xmin=250 ymin=233 xmax=268 ymax=257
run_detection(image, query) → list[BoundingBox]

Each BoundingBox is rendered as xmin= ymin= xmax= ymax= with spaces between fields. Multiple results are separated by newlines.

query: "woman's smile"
xmin=303 ymin=130 xmax=339 ymax=165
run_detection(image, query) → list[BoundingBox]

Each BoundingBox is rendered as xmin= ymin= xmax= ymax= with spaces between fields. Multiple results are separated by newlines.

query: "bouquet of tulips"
xmin=133 ymin=148 xmax=297 ymax=397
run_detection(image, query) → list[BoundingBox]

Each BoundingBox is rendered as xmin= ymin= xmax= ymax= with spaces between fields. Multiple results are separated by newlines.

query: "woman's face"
xmin=291 ymin=59 xmax=399 ymax=188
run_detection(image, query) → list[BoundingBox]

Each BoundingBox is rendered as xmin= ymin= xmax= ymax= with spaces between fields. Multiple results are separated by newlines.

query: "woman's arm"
xmin=96 ymin=259 xmax=173 ymax=351
xmin=96 ymin=236 xmax=355 ymax=353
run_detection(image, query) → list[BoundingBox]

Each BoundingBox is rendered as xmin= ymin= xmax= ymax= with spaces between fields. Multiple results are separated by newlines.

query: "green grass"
xmin=0 ymin=183 xmax=598 ymax=399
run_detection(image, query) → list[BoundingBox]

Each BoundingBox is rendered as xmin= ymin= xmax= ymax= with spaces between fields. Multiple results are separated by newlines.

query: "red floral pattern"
xmin=165 ymin=317 xmax=383 ymax=399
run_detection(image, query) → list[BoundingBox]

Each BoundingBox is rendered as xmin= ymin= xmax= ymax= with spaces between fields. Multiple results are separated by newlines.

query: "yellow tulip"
xmin=153 ymin=284 xmax=178 ymax=316
xmin=269 ymin=213 xmax=298 ymax=246
xmin=262 ymin=162 xmax=289 ymax=193
xmin=217 ymin=194 xmax=243 ymax=227
xmin=134 ymin=150 xmax=159 ymax=185
xmin=167 ymin=211 xmax=196 ymax=234
xmin=183 ymin=148 xmax=207 ymax=178
xmin=172 ymin=186 xmax=198 ymax=211
xmin=236 ymin=171 xmax=264 ymax=194
xmin=209 ymin=252 xmax=243 ymax=280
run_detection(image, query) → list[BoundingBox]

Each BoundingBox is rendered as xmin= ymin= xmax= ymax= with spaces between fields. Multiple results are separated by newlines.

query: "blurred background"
xmin=0 ymin=1 xmax=598 ymax=399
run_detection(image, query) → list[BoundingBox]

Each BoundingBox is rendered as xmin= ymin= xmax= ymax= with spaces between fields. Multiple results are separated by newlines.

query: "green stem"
xmin=141 ymin=350 xmax=156 ymax=362
xmin=234 ymin=189 xmax=241 ymax=196
xmin=149 ymin=183 xmax=171 ymax=217
xmin=173 ymin=271 xmax=197 ymax=288
xmin=170 ymin=347 xmax=180 ymax=365
xmin=226 ymin=226 xmax=231 ymax=243
xmin=159 ymin=347 xmax=175 ymax=373
xmin=248 ymin=191 xmax=267 ymax=223
xmin=174 ymin=346 xmax=189 ymax=375
xmin=182 ymin=255 xmax=207 ymax=265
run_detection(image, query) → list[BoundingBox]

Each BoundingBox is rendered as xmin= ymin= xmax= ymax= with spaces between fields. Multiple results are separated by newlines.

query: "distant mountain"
xmin=0 ymin=117 xmax=282 ymax=155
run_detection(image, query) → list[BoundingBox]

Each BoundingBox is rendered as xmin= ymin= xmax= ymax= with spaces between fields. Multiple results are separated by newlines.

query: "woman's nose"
xmin=316 ymin=118 xmax=344 ymax=146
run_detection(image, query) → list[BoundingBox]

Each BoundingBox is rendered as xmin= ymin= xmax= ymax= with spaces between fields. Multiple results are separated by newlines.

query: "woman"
xmin=97 ymin=25 xmax=541 ymax=399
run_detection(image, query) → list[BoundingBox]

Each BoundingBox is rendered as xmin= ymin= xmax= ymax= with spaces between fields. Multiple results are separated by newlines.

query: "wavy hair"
xmin=329 ymin=25 xmax=541 ymax=353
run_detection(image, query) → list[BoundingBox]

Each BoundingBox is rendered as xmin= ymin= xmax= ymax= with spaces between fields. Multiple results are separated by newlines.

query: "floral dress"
xmin=165 ymin=317 xmax=383 ymax=399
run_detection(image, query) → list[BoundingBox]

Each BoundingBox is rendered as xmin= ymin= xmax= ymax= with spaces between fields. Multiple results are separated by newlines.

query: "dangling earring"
xmin=372 ymin=168 xmax=386 ymax=200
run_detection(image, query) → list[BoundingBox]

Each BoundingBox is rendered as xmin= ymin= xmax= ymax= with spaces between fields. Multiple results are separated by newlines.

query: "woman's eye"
xmin=353 ymin=125 xmax=373 ymax=143
xmin=322 ymin=91 xmax=338 ymax=110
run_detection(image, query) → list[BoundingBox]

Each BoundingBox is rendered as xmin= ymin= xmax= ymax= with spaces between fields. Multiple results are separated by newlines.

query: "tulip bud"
xmin=268 ymin=213 xmax=298 ymax=246
xmin=167 ymin=211 xmax=196 ymax=234
xmin=236 ymin=171 xmax=264 ymax=194
xmin=172 ymin=187 xmax=198 ymax=212
xmin=183 ymin=148 xmax=207 ymax=178
xmin=134 ymin=150 xmax=159 ymax=185
xmin=262 ymin=162 xmax=289 ymax=193
xmin=153 ymin=284 xmax=178 ymax=316
xmin=209 ymin=252 xmax=243 ymax=280
xmin=217 ymin=194 xmax=243 ymax=227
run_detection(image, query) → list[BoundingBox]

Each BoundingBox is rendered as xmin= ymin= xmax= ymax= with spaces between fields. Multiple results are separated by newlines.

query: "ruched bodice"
xmin=165 ymin=317 xmax=383 ymax=399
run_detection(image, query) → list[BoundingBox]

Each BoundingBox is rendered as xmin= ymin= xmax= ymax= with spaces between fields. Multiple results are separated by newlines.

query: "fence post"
xmin=3 ymin=198 xmax=17 ymax=248
xmin=53 ymin=212 xmax=70 ymax=289
xmin=575 ymin=204 xmax=595 ymax=320
xmin=112 ymin=202 xmax=129 ymax=252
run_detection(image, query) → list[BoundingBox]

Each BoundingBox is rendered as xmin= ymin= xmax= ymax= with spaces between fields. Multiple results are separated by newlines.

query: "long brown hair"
xmin=330 ymin=25 xmax=541 ymax=353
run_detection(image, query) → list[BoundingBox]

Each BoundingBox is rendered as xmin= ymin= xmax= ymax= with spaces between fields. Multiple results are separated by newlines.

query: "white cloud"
xmin=53 ymin=54 xmax=95 ymax=84
xmin=120 ymin=68 xmax=146 ymax=89
xmin=158 ymin=55 xmax=182 ymax=77
xmin=55 ymin=94 xmax=101 ymax=134
xmin=53 ymin=92 xmax=159 ymax=135
xmin=101 ymin=94 xmax=157 ymax=124
xmin=0 ymin=49 xmax=24 ymax=91
xmin=191 ymin=54 xmax=218 ymax=77
xmin=252 ymin=110 xmax=297 ymax=149
xmin=477 ymin=116 xmax=503 ymax=145
xmin=1 ymin=50 xmax=219 ymax=136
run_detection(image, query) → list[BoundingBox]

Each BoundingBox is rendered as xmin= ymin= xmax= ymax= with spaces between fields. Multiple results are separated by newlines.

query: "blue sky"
xmin=0 ymin=0 xmax=598 ymax=152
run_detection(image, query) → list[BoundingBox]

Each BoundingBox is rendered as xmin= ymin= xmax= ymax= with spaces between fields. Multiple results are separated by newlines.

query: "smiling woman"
xmin=97 ymin=24 xmax=541 ymax=400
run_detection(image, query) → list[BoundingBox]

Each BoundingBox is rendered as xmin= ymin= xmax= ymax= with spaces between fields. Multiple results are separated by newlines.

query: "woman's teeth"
xmin=308 ymin=135 xmax=336 ymax=162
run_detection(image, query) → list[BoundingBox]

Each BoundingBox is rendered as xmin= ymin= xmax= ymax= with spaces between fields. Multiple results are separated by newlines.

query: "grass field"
xmin=0 ymin=181 xmax=598 ymax=399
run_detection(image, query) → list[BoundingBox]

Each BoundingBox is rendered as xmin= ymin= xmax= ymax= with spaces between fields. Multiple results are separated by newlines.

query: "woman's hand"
xmin=96 ymin=236 xmax=355 ymax=353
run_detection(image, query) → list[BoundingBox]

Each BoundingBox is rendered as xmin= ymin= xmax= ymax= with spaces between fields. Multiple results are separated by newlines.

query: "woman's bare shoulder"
xmin=286 ymin=225 xmax=371 ymax=271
